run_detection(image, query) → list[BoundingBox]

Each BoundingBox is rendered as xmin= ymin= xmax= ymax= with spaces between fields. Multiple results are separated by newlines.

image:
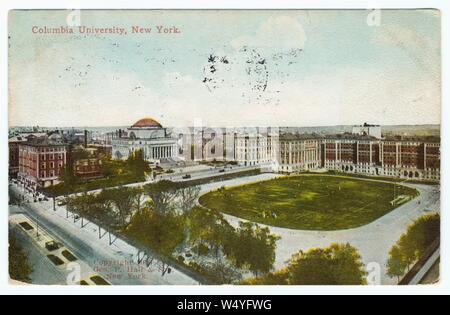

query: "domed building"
xmin=111 ymin=117 xmax=178 ymax=163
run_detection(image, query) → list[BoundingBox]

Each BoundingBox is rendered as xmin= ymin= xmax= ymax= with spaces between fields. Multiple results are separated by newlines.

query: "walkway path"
xmin=198 ymin=174 xmax=440 ymax=285
xmin=9 ymin=185 xmax=199 ymax=285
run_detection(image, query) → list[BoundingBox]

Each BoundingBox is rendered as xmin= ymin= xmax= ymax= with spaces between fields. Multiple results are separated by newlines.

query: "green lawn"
xmin=199 ymin=175 xmax=419 ymax=231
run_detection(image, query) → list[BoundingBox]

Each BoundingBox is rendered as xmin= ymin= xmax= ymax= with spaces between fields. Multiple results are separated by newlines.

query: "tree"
xmin=127 ymin=149 xmax=150 ymax=180
xmin=66 ymin=191 xmax=117 ymax=228
xmin=286 ymin=243 xmax=367 ymax=285
xmin=241 ymin=269 xmax=289 ymax=285
xmin=131 ymin=187 xmax=145 ymax=214
xmin=96 ymin=189 xmax=122 ymax=227
xmin=387 ymin=213 xmax=440 ymax=280
xmin=224 ymin=221 xmax=280 ymax=277
xmin=101 ymin=158 xmax=116 ymax=178
xmin=199 ymin=255 xmax=243 ymax=285
xmin=144 ymin=180 xmax=180 ymax=214
xmin=401 ymin=213 xmax=440 ymax=260
xmin=60 ymin=164 xmax=77 ymax=187
xmin=126 ymin=208 xmax=186 ymax=255
xmin=66 ymin=193 xmax=91 ymax=218
xmin=187 ymin=206 xmax=234 ymax=258
xmin=9 ymin=234 xmax=33 ymax=282
xmin=387 ymin=245 xmax=408 ymax=281
xmin=178 ymin=185 xmax=201 ymax=214
xmin=107 ymin=187 xmax=138 ymax=228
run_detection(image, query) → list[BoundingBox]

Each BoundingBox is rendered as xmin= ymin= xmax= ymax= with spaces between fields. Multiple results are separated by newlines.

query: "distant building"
xmin=17 ymin=138 xmax=68 ymax=190
xmin=323 ymin=135 xmax=440 ymax=181
xmin=74 ymin=158 xmax=102 ymax=179
xmin=274 ymin=134 xmax=322 ymax=173
xmin=8 ymin=136 xmax=28 ymax=178
xmin=323 ymin=135 xmax=381 ymax=175
xmin=235 ymin=132 xmax=274 ymax=167
xmin=178 ymin=127 xmax=230 ymax=162
xmin=352 ymin=123 xmax=382 ymax=139
xmin=111 ymin=117 xmax=178 ymax=164
xmin=87 ymin=144 xmax=112 ymax=158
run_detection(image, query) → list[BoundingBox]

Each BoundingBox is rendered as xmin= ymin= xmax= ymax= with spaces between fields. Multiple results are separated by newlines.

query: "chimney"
xmin=84 ymin=130 xmax=88 ymax=148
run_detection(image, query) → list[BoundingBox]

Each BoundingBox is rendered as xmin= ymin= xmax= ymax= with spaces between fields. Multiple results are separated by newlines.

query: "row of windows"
xmin=40 ymin=162 xmax=63 ymax=169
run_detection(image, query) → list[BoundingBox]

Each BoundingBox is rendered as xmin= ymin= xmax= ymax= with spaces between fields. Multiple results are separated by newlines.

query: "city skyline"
xmin=9 ymin=10 xmax=441 ymax=127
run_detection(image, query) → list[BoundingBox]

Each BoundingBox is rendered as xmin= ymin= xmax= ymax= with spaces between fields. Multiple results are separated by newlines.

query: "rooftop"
xmin=20 ymin=137 xmax=67 ymax=147
xmin=130 ymin=117 xmax=163 ymax=129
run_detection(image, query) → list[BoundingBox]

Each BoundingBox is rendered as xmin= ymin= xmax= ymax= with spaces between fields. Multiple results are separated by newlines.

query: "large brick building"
xmin=323 ymin=135 xmax=440 ymax=181
xmin=177 ymin=126 xmax=440 ymax=182
xmin=8 ymin=136 xmax=27 ymax=178
xmin=74 ymin=158 xmax=102 ymax=179
xmin=17 ymin=138 xmax=68 ymax=190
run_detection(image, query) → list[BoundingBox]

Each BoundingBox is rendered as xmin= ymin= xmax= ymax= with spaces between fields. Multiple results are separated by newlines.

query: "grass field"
xmin=198 ymin=175 xmax=419 ymax=231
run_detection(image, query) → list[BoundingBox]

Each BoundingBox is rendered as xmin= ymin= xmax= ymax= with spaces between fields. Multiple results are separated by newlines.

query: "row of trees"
xmin=188 ymin=207 xmax=279 ymax=282
xmin=387 ymin=213 xmax=440 ymax=281
xmin=66 ymin=187 xmax=146 ymax=230
xmin=65 ymin=179 xmax=281 ymax=284
xmin=65 ymin=180 xmax=200 ymax=229
xmin=126 ymin=204 xmax=280 ymax=283
xmin=243 ymin=243 xmax=368 ymax=285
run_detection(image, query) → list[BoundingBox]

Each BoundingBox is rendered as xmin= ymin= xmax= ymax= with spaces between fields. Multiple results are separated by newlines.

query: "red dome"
xmin=131 ymin=117 xmax=163 ymax=128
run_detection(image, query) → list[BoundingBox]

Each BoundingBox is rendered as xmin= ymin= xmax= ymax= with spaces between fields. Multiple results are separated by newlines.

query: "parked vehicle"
xmin=45 ymin=241 xmax=61 ymax=252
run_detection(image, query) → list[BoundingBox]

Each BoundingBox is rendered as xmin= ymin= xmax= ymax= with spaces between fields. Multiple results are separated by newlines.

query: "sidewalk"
xmin=9 ymin=184 xmax=199 ymax=285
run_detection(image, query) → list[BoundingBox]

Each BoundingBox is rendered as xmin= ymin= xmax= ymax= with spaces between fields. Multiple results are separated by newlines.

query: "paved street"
xmin=61 ymin=164 xmax=261 ymax=198
xmin=198 ymin=174 xmax=440 ymax=285
xmin=10 ymin=226 xmax=68 ymax=285
xmin=9 ymin=185 xmax=199 ymax=285
xmin=9 ymin=173 xmax=440 ymax=286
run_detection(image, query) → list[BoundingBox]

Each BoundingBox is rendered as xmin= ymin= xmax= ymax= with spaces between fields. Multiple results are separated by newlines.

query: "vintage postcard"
xmin=8 ymin=9 xmax=440 ymax=286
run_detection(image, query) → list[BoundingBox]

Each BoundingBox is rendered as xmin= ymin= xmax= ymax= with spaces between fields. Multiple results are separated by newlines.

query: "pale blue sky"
xmin=9 ymin=10 xmax=441 ymax=127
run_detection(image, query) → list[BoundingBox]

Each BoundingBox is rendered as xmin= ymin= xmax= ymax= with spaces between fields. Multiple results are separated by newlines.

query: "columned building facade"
xmin=235 ymin=133 xmax=274 ymax=167
xmin=274 ymin=134 xmax=322 ymax=173
xmin=111 ymin=117 xmax=178 ymax=163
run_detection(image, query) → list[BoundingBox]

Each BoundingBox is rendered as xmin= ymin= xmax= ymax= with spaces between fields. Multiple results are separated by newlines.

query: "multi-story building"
xmin=108 ymin=120 xmax=440 ymax=182
xmin=177 ymin=127 xmax=231 ymax=162
xmin=323 ymin=135 xmax=440 ymax=181
xmin=274 ymin=134 xmax=322 ymax=173
xmin=8 ymin=136 xmax=28 ymax=178
xmin=323 ymin=135 xmax=380 ymax=175
xmin=234 ymin=132 xmax=274 ymax=167
xmin=378 ymin=139 xmax=440 ymax=181
xmin=17 ymin=138 xmax=68 ymax=190
xmin=74 ymin=158 xmax=103 ymax=179
xmin=111 ymin=117 xmax=178 ymax=164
